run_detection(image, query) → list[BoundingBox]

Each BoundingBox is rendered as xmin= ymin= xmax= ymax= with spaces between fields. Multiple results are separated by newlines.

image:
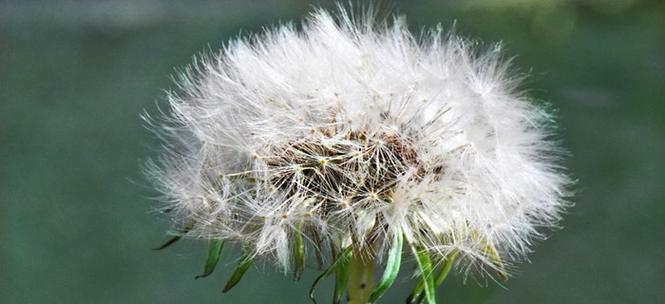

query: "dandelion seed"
xmin=146 ymin=6 xmax=572 ymax=303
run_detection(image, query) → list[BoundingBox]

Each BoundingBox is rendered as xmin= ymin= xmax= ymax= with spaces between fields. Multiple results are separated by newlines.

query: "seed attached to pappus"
xmin=147 ymin=6 xmax=572 ymax=304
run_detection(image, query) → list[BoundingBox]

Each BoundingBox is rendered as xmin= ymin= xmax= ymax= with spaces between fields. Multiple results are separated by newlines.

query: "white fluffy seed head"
xmin=146 ymin=7 xmax=571 ymax=277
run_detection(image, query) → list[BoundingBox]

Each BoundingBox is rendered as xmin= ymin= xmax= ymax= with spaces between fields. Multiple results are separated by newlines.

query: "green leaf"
xmin=311 ymin=230 xmax=324 ymax=269
xmin=333 ymin=255 xmax=351 ymax=304
xmin=152 ymin=235 xmax=181 ymax=250
xmin=407 ymin=250 xmax=458 ymax=304
xmin=309 ymin=247 xmax=353 ymax=304
xmin=406 ymin=279 xmax=423 ymax=304
xmin=410 ymin=245 xmax=436 ymax=304
xmin=195 ymin=240 xmax=224 ymax=279
xmin=433 ymin=251 xmax=458 ymax=286
xmin=222 ymin=253 xmax=254 ymax=293
xmin=369 ymin=231 xmax=403 ymax=303
xmin=153 ymin=220 xmax=195 ymax=250
xmin=293 ymin=223 xmax=305 ymax=281
xmin=472 ymin=229 xmax=508 ymax=282
xmin=482 ymin=243 xmax=508 ymax=282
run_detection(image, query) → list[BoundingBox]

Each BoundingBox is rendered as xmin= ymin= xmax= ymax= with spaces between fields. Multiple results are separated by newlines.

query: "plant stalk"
xmin=347 ymin=250 xmax=375 ymax=304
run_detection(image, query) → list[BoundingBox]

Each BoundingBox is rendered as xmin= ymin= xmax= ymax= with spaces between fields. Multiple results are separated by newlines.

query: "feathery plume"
xmin=147 ymin=7 xmax=571 ymax=303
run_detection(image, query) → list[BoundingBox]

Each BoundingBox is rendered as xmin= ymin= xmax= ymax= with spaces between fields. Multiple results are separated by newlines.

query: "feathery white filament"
xmin=147 ymin=8 xmax=571 ymax=276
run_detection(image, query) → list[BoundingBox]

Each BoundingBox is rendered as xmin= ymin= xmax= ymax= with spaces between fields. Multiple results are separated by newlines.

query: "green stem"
xmin=347 ymin=251 xmax=375 ymax=304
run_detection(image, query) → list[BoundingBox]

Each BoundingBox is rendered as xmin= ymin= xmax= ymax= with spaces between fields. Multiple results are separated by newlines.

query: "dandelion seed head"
xmin=147 ymin=7 xmax=572 ymax=277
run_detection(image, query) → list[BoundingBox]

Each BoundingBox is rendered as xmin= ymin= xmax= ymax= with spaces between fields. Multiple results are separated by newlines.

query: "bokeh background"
xmin=2 ymin=0 xmax=664 ymax=303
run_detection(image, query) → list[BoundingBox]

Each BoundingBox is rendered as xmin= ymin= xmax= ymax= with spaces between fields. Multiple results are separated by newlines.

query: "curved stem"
xmin=347 ymin=251 xmax=375 ymax=304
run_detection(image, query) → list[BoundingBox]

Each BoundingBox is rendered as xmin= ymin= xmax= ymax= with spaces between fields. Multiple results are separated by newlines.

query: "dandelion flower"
xmin=147 ymin=7 xmax=571 ymax=304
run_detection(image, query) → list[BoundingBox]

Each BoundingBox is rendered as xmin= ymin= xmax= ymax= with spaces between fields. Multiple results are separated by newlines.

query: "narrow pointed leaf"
xmin=483 ymin=244 xmax=508 ymax=282
xmin=153 ymin=235 xmax=181 ymax=250
xmin=406 ymin=279 xmax=423 ymax=304
xmin=333 ymin=255 xmax=351 ymax=304
xmin=407 ymin=250 xmax=458 ymax=303
xmin=417 ymin=293 xmax=427 ymax=304
xmin=195 ymin=240 xmax=224 ymax=279
xmin=433 ymin=251 xmax=458 ymax=286
xmin=311 ymin=230 xmax=324 ymax=270
xmin=309 ymin=247 xmax=353 ymax=304
xmin=153 ymin=220 xmax=195 ymax=250
xmin=410 ymin=245 xmax=436 ymax=304
xmin=369 ymin=231 xmax=403 ymax=303
xmin=223 ymin=253 xmax=254 ymax=293
xmin=472 ymin=229 xmax=508 ymax=282
xmin=293 ymin=223 xmax=305 ymax=281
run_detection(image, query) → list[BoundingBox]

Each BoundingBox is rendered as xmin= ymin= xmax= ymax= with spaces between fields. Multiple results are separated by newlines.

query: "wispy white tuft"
xmin=146 ymin=7 xmax=571 ymax=277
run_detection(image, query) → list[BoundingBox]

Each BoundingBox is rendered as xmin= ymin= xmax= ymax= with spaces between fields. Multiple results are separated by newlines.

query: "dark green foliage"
xmin=223 ymin=253 xmax=255 ymax=293
xmin=195 ymin=240 xmax=224 ymax=279
xmin=369 ymin=232 xmax=403 ymax=303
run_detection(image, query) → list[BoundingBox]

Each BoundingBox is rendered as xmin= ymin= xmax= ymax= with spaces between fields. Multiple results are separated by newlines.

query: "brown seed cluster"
xmin=262 ymin=129 xmax=424 ymax=214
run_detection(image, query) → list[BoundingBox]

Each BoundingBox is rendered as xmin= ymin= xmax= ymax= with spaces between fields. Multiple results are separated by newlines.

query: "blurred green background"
xmin=2 ymin=0 xmax=664 ymax=303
